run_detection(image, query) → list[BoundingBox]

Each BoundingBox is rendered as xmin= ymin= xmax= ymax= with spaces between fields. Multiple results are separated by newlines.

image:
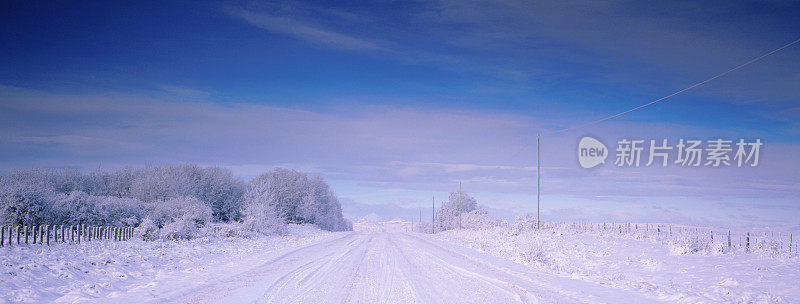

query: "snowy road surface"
xmin=114 ymin=230 xmax=664 ymax=304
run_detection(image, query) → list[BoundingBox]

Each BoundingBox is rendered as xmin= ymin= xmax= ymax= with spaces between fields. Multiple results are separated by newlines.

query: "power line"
xmin=510 ymin=37 xmax=799 ymax=159
xmin=519 ymin=37 xmax=799 ymax=233
xmin=550 ymin=37 xmax=800 ymax=134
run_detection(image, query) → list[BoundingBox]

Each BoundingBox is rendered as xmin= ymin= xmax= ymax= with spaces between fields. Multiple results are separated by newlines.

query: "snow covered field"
xmin=0 ymin=224 xmax=343 ymax=303
xmin=430 ymin=224 xmax=800 ymax=303
xmin=3 ymin=220 xmax=798 ymax=303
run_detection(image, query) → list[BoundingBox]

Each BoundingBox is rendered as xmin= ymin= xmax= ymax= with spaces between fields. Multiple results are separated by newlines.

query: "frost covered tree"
xmin=241 ymin=198 xmax=287 ymax=235
xmin=244 ymin=168 xmax=352 ymax=231
xmin=80 ymin=167 xmax=137 ymax=198
xmin=0 ymin=170 xmax=57 ymax=226
xmin=0 ymin=165 xmax=352 ymax=236
xmin=52 ymin=191 xmax=143 ymax=226
xmin=129 ymin=164 xmax=245 ymax=222
xmin=245 ymin=168 xmax=308 ymax=224
xmin=436 ymin=190 xmax=477 ymax=231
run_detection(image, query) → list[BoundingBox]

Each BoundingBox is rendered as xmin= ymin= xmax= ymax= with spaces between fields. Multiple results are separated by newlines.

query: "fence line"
xmin=0 ymin=225 xmax=134 ymax=247
xmin=527 ymin=222 xmax=797 ymax=258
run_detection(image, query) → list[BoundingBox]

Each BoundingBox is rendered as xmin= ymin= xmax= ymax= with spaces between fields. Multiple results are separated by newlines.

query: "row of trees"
xmin=0 ymin=165 xmax=352 ymax=239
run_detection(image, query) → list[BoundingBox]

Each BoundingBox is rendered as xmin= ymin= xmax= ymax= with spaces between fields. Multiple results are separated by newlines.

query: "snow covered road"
xmin=123 ymin=230 xmax=664 ymax=304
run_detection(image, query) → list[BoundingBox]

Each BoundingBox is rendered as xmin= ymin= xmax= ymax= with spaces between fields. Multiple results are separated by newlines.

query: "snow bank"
xmin=428 ymin=224 xmax=800 ymax=303
xmin=0 ymin=224 xmax=344 ymax=303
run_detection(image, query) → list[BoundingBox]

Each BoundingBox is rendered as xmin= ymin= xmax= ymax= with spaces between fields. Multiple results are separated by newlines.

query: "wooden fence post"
xmin=25 ymin=226 xmax=29 ymax=244
xmin=727 ymin=231 xmax=731 ymax=249
xmin=70 ymin=225 xmax=74 ymax=243
xmin=46 ymin=225 xmax=50 ymax=246
xmin=1 ymin=226 xmax=4 ymax=247
xmin=746 ymin=232 xmax=750 ymax=252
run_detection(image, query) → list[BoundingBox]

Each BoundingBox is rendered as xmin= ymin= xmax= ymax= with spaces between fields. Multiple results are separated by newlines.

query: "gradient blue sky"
xmin=1 ymin=1 xmax=798 ymax=227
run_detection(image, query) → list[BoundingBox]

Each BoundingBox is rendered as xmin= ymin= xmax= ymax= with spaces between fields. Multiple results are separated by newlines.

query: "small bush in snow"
xmin=451 ymin=209 xmax=507 ymax=230
xmin=513 ymin=213 xmax=539 ymax=233
xmin=137 ymin=196 xmax=213 ymax=240
xmin=413 ymin=221 xmax=434 ymax=233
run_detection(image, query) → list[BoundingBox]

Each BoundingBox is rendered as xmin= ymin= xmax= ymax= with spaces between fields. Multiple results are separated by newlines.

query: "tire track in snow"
xmin=126 ymin=230 xmax=669 ymax=303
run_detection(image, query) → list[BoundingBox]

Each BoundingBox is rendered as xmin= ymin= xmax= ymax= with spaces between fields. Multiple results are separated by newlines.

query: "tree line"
xmin=0 ymin=165 xmax=352 ymax=240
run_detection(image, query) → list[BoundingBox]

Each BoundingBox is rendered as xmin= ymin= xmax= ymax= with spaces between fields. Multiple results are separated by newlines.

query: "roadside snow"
xmin=429 ymin=226 xmax=800 ymax=303
xmin=0 ymin=224 xmax=343 ymax=304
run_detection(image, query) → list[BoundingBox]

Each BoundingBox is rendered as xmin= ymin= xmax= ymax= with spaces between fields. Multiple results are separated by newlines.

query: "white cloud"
xmin=1 ymin=85 xmax=798 ymax=226
xmin=225 ymin=7 xmax=380 ymax=51
xmin=155 ymin=84 xmax=210 ymax=98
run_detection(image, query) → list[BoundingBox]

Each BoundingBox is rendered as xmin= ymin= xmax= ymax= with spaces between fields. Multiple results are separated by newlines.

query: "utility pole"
xmin=432 ymin=195 xmax=435 ymax=234
xmin=537 ymin=133 xmax=540 ymax=231
xmin=458 ymin=182 xmax=462 ymax=229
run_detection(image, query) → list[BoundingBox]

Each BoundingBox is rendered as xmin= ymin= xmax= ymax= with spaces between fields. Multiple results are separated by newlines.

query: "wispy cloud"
xmin=225 ymin=7 xmax=380 ymax=51
xmin=1 ymin=85 xmax=798 ymax=226
xmin=155 ymin=84 xmax=210 ymax=98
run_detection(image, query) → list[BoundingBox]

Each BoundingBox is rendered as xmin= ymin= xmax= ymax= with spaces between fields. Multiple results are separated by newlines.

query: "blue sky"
xmin=1 ymin=1 xmax=799 ymax=227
